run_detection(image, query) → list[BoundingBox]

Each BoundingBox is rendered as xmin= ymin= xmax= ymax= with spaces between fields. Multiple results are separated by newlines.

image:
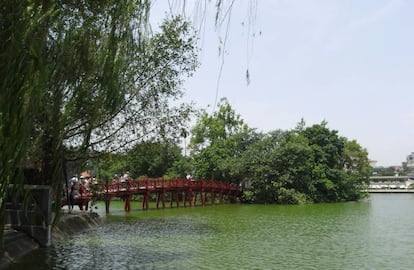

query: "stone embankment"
xmin=0 ymin=211 xmax=101 ymax=269
xmin=52 ymin=211 xmax=101 ymax=242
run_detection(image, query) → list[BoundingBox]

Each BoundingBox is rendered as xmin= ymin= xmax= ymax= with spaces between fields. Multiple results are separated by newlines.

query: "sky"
xmin=152 ymin=0 xmax=414 ymax=167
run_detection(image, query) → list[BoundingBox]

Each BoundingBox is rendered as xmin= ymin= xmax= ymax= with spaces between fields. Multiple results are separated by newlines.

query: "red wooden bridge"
xmin=101 ymin=178 xmax=242 ymax=213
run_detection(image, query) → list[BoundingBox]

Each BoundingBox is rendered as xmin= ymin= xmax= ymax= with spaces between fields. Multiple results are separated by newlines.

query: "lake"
xmin=9 ymin=193 xmax=414 ymax=269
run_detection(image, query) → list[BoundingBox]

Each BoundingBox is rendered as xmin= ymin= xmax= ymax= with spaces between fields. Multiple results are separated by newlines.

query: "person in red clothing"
xmin=78 ymin=178 xmax=90 ymax=211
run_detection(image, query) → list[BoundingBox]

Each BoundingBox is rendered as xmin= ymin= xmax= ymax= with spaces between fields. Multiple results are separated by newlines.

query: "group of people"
xmin=67 ymin=175 xmax=92 ymax=210
xmin=111 ymin=172 xmax=131 ymax=190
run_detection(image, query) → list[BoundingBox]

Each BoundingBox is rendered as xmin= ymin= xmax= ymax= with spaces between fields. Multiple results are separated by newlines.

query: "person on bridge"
xmin=78 ymin=180 xmax=90 ymax=211
xmin=80 ymin=176 xmax=90 ymax=192
xmin=120 ymin=172 xmax=130 ymax=190
xmin=122 ymin=172 xmax=129 ymax=182
xmin=111 ymin=174 xmax=120 ymax=190
xmin=69 ymin=176 xmax=80 ymax=211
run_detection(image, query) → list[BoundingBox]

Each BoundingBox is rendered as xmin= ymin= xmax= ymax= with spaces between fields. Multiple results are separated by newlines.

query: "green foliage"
xmin=1 ymin=0 xmax=56 ymax=248
xmin=189 ymin=112 xmax=370 ymax=204
xmin=1 ymin=1 xmax=371 ymax=248
xmin=1 ymin=0 xmax=198 ymax=247
xmin=276 ymin=188 xmax=309 ymax=205
xmin=97 ymin=152 xmax=127 ymax=181
xmin=186 ymin=98 xmax=370 ymax=204
xmin=3 ymin=1 xmax=197 ymax=182
xmin=98 ymin=140 xmax=187 ymax=179
xmin=189 ymin=98 xmax=254 ymax=182
xmin=372 ymin=166 xmax=396 ymax=176
xmin=126 ymin=141 xmax=182 ymax=178
xmin=190 ymin=98 xmax=248 ymax=152
xmin=165 ymin=157 xmax=192 ymax=179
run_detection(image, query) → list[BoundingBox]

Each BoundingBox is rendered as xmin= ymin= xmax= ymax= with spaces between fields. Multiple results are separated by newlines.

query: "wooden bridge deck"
xmin=102 ymin=178 xmax=242 ymax=213
xmin=62 ymin=179 xmax=242 ymax=213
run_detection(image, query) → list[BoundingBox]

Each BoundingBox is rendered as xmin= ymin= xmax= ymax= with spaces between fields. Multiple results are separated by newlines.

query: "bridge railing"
xmin=101 ymin=178 xmax=241 ymax=195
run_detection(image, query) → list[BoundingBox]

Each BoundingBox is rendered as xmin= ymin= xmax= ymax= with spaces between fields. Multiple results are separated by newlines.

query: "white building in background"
xmin=406 ymin=152 xmax=414 ymax=168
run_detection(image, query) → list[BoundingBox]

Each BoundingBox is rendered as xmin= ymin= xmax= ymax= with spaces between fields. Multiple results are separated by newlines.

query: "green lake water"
xmin=9 ymin=193 xmax=414 ymax=269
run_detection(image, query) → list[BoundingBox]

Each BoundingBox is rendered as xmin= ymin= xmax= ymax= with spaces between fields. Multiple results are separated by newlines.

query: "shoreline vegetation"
xmin=2 ymin=2 xmax=372 ymax=262
xmin=97 ymin=104 xmax=371 ymax=206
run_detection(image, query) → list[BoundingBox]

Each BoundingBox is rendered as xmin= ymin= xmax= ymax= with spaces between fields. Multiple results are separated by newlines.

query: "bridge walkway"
xmin=99 ymin=178 xmax=241 ymax=213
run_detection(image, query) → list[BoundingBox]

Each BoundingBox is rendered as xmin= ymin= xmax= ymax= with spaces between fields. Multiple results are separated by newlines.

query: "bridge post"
xmin=142 ymin=179 xmax=150 ymax=210
xmin=192 ymin=192 xmax=198 ymax=206
xmin=202 ymin=190 xmax=206 ymax=206
xmin=186 ymin=188 xmax=192 ymax=207
xmin=175 ymin=191 xmax=180 ymax=208
xmin=124 ymin=195 xmax=131 ymax=212
xmin=161 ymin=190 xmax=166 ymax=209
xmin=156 ymin=192 xmax=160 ymax=209
xmin=105 ymin=195 xmax=111 ymax=214
xmin=142 ymin=191 xmax=149 ymax=211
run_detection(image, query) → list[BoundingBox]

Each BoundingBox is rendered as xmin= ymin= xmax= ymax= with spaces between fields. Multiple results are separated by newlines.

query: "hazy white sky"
xmin=152 ymin=0 xmax=414 ymax=167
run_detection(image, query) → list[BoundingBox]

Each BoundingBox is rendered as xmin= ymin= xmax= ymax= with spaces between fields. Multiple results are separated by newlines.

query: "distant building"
xmin=407 ymin=152 xmax=414 ymax=168
xmin=392 ymin=165 xmax=402 ymax=176
xmin=369 ymin=175 xmax=414 ymax=189
xmin=369 ymin=160 xmax=378 ymax=167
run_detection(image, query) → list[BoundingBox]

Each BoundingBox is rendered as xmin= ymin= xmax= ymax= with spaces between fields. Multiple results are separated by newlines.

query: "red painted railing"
xmin=102 ymin=178 xmax=241 ymax=213
xmin=60 ymin=178 xmax=241 ymax=213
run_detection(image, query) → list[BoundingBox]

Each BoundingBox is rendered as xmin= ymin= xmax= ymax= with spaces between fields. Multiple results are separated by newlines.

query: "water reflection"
xmin=9 ymin=194 xmax=414 ymax=270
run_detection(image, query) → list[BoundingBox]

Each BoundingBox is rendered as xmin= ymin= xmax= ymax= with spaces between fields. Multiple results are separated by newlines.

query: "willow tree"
xmin=0 ymin=0 xmax=198 ymax=247
xmin=1 ymin=1 xmax=48 ymax=248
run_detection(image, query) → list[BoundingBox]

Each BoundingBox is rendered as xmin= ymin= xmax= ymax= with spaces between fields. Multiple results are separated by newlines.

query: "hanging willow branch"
xmin=0 ymin=0 xmax=256 ymax=249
